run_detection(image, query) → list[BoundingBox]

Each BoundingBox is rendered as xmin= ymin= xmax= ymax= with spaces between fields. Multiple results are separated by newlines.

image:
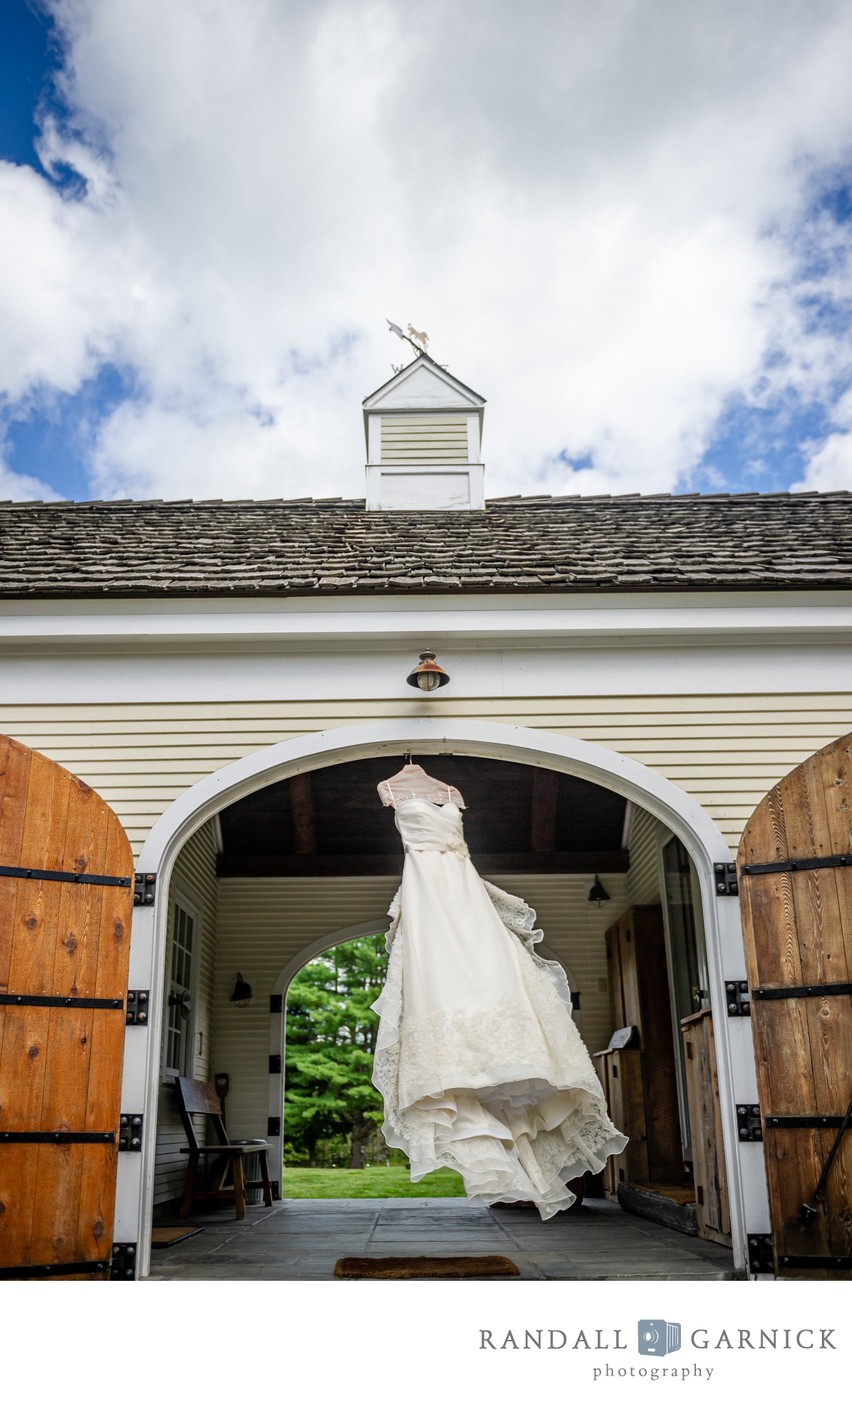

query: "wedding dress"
xmin=371 ymin=787 xmax=628 ymax=1219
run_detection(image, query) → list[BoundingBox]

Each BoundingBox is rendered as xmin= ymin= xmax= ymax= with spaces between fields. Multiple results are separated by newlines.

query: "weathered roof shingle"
xmin=0 ymin=492 xmax=850 ymax=597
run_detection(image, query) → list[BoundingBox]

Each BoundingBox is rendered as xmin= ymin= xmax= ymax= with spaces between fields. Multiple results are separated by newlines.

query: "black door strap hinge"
xmin=752 ymin=982 xmax=852 ymax=1001
xmin=0 ymin=865 xmax=131 ymax=888
xmin=0 ymin=1258 xmax=112 ymax=1279
xmin=0 ymin=1131 xmax=114 ymax=1144
xmin=765 ymin=1114 xmax=847 ymax=1129
xmin=0 ymin=993 xmax=123 ymax=1010
xmin=779 ymin=1255 xmax=852 ymax=1270
xmin=742 ymin=852 xmax=852 ymax=877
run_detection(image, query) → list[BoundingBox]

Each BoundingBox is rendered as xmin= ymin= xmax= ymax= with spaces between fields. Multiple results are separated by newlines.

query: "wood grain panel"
xmin=0 ymin=734 xmax=133 ymax=1279
xmin=738 ymin=731 xmax=852 ymax=1278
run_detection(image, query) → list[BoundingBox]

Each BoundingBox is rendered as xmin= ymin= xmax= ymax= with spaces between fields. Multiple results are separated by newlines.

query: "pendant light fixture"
xmin=406 ymin=651 xmax=450 ymax=692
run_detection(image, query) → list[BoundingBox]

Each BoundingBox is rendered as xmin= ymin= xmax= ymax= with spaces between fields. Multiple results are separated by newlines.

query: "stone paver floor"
xmin=146 ymin=1198 xmax=736 ymax=1280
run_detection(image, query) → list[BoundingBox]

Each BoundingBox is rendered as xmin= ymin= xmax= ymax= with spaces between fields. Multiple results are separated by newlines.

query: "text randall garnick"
xmin=478 ymin=1328 xmax=837 ymax=1351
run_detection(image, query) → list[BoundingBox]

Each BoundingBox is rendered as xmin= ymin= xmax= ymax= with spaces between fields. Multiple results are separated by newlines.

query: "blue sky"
xmin=1 ymin=1 xmax=851 ymax=503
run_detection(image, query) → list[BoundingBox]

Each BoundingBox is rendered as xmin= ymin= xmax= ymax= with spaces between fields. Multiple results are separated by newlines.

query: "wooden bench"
xmin=174 ymin=1076 xmax=274 ymax=1221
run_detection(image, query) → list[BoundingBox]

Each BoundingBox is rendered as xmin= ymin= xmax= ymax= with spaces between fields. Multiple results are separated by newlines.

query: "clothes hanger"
xmin=377 ymin=754 xmax=466 ymax=809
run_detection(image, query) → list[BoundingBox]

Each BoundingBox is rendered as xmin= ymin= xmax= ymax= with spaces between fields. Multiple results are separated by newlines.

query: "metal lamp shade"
xmin=406 ymin=651 xmax=450 ymax=691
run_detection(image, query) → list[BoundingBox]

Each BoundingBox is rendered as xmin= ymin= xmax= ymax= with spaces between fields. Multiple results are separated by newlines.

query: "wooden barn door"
xmin=738 ymin=731 xmax=852 ymax=1278
xmin=0 ymin=735 xmax=134 ymax=1279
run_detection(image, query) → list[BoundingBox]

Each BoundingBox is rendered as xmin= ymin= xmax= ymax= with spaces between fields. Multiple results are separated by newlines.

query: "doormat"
xmin=334 ymin=1255 xmax=520 ymax=1279
xmin=151 ymin=1227 xmax=204 ymax=1248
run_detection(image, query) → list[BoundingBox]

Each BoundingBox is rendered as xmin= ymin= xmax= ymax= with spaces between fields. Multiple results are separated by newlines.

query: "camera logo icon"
xmin=638 ymin=1320 xmax=681 ymax=1357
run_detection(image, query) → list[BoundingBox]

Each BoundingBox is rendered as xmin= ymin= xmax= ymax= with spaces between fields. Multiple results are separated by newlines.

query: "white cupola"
xmin=363 ymin=354 xmax=485 ymax=511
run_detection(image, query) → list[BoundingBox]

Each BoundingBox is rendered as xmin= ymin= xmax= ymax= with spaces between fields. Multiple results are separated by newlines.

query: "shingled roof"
xmin=0 ymin=492 xmax=850 ymax=597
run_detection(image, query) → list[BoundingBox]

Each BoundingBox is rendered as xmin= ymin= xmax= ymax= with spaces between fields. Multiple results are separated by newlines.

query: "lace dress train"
xmin=371 ymin=796 xmax=627 ymax=1220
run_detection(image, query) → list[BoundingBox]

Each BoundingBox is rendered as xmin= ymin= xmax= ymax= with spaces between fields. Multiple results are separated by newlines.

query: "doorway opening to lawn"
xmin=282 ymin=928 xmax=466 ymax=1201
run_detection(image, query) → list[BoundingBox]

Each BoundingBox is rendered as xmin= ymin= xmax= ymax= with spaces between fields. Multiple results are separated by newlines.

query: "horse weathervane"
xmin=387 ymin=319 xmax=432 ymax=361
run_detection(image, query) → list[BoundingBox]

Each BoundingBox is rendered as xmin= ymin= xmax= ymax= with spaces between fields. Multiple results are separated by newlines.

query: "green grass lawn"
xmin=281 ymin=1165 xmax=466 ymax=1199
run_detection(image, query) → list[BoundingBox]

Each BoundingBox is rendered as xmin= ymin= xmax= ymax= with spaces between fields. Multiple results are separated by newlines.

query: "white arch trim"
xmin=274 ymin=917 xmax=395 ymax=999
xmin=131 ymin=717 xmax=754 ymax=1277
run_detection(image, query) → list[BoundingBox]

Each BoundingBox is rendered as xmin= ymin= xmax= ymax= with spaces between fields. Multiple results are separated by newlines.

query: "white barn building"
xmin=1 ymin=351 xmax=851 ymax=1281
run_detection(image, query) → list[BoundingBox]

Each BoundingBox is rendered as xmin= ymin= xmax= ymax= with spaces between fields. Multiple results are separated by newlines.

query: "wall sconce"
xmin=229 ymin=972 xmax=253 ymax=1007
xmin=587 ymin=875 xmax=610 ymax=907
xmin=406 ymin=650 xmax=450 ymax=692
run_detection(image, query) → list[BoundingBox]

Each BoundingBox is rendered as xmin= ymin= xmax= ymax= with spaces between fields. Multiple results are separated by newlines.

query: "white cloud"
xmin=794 ymin=387 xmax=852 ymax=491
xmin=1 ymin=0 xmax=852 ymax=500
xmin=796 ymin=431 xmax=852 ymax=490
xmin=0 ymin=449 xmax=61 ymax=502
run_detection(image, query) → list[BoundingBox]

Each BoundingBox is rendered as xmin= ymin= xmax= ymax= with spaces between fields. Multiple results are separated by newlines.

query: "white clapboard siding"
xmin=153 ymin=819 xmax=219 ymax=1208
xmin=1 ymin=694 xmax=851 ymax=855
xmin=211 ymin=872 xmax=629 ymax=1142
xmin=381 ymin=414 xmax=468 ymax=463
xmin=625 ymin=806 xmax=664 ymax=906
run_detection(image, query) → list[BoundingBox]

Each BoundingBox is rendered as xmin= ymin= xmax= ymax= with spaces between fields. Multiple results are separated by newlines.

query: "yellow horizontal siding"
xmin=0 ymin=695 xmax=849 ymax=854
xmin=626 ymin=806 xmax=663 ymax=907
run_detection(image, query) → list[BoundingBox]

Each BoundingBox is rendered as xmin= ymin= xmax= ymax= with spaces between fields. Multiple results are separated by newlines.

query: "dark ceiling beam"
xmin=217 ymin=850 xmax=630 ymax=878
xmin=288 ymin=774 xmax=316 ymax=854
xmin=530 ymin=769 xmax=559 ymax=852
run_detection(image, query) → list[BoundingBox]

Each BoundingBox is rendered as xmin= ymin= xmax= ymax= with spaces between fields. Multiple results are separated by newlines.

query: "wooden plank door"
xmin=0 ymin=735 xmax=134 ymax=1279
xmin=738 ymin=731 xmax=852 ymax=1278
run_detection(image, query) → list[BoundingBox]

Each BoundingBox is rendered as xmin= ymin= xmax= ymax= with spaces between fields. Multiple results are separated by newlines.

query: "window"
xmin=661 ymin=836 xmax=708 ymax=1021
xmin=659 ymin=834 xmax=709 ymax=1157
xmin=163 ymin=898 xmax=198 ymax=1076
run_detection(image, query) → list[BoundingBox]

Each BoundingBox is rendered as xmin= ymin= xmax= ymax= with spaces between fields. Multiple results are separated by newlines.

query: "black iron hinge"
xmin=125 ymin=990 xmax=149 ymax=1025
xmin=133 ymin=873 xmax=156 ymax=906
xmin=725 ymin=981 xmax=751 ymax=1016
xmin=737 ymin=1104 xmax=763 ymax=1141
xmin=742 ymin=852 xmax=852 ymax=877
xmin=0 ymin=1258 xmax=111 ymax=1279
xmin=747 ymin=1234 xmax=774 ymax=1274
xmin=778 ymin=1254 xmax=852 ymax=1271
xmin=0 ymin=864 xmax=131 ymax=889
xmin=119 ymin=1114 xmax=143 ymax=1151
xmin=752 ymin=982 xmax=852 ymax=1001
xmin=714 ymin=862 xmax=739 ymax=896
xmin=109 ymin=1243 xmax=137 ymax=1280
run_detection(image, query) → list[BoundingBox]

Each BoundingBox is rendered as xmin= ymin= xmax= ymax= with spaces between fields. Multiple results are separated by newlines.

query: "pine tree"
xmin=284 ymin=935 xmax=387 ymax=1168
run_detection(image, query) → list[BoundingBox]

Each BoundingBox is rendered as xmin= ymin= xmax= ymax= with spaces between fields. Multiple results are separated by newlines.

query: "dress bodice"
xmin=392 ymin=797 xmax=469 ymax=857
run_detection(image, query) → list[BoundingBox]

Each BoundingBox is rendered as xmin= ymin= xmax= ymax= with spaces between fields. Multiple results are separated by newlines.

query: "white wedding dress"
xmin=371 ymin=790 xmax=628 ymax=1219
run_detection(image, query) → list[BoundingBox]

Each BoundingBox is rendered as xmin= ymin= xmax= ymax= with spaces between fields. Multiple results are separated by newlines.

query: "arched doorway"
xmin=129 ymin=719 xmax=756 ymax=1276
